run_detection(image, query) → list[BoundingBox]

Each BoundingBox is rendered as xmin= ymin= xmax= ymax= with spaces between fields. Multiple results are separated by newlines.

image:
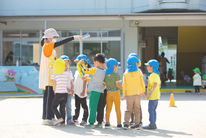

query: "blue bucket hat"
xmin=74 ymin=54 xmax=91 ymax=65
xmin=74 ymin=54 xmax=87 ymax=62
xmin=60 ymin=55 xmax=70 ymax=61
xmin=127 ymin=56 xmax=139 ymax=72
xmin=128 ymin=53 xmax=139 ymax=59
xmin=106 ymin=58 xmax=120 ymax=75
xmin=128 ymin=53 xmax=142 ymax=67
xmin=145 ymin=59 xmax=160 ymax=75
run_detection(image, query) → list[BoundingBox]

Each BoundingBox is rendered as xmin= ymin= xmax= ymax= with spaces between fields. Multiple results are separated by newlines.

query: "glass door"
xmin=158 ymin=36 xmax=177 ymax=84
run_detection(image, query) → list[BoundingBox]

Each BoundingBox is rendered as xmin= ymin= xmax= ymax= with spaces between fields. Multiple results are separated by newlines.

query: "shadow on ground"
xmin=157 ymin=93 xmax=206 ymax=101
xmin=0 ymin=98 xmax=7 ymax=101
xmin=52 ymin=125 xmax=192 ymax=137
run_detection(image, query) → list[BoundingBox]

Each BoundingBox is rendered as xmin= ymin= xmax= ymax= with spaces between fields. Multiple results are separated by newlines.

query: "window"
xmin=82 ymin=31 xmax=100 ymax=37
xmin=83 ymin=42 xmax=101 ymax=63
xmin=61 ymin=30 xmax=80 ymax=37
xmin=3 ymin=31 xmax=40 ymax=66
xmin=2 ymin=30 xmax=121 ymax=67
xmin=102 ymin=30 xmax=121 ymax=37
xmin=21 ymin=31 xmax=39 ymax=66
xmin=3 ymin=31 xmax=20 ymax=66
xmin=62 ymin=43 xmax=80 ymax=66
xmin=103 ymin=41 xmax=121 ymax=62
xmin=82 ymin=30 xmax=121 ymax=65
xmin=55 ymin=31 xmax=80 ymax=65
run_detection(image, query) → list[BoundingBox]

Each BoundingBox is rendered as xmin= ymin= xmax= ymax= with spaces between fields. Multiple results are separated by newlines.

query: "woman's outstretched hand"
xmin=73 ymin=35 xmax=83 ymax=41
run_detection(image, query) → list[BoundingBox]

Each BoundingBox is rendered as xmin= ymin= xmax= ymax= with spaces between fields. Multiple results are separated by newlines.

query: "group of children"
xmin=39 ymin=28 xmax=161 ymax=130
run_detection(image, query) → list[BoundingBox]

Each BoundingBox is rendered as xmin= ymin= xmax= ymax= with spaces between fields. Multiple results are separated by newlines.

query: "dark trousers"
xmin=148 ymin=100 xmax=158 ymax=125
xmin=195 ymin=86 xmax=201 ymax=93
xmin=97 ymin=89 xmax=107 ymax=124
xmin=73 ymin=94 xmax=89 ymax=122
xmin=52 ymin=93 xmax=68 ymax=121
xmin=42 ymin=86 xmax=54 ymax=120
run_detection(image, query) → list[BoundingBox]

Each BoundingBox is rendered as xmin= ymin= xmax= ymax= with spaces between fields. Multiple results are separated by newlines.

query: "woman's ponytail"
xmin=41 ymin=38 xmax=45 ymax=47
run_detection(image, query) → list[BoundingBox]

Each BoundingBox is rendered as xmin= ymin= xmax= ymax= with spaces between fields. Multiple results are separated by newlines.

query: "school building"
xmin=0 ymin=0 xmax=206 ymax=94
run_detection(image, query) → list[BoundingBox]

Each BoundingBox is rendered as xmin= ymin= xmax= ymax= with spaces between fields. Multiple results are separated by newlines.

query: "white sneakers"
xmin=42 ymin=119 xmax=54 ymax=126
xmin=53 ymin=118 xmax=64 ymax=126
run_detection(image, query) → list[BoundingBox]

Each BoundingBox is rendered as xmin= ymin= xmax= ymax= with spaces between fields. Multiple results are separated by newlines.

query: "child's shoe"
xmin=105 ymin=122 xmax=110 ymax=129
xmin=130 ymin=121 xmax=134 ymax=126
xmin=60 ymin=122 xmax=66 ymax=126
xmin=143 ymin=124 xmax=157 ymax=130
xmin=85 ymin=124 xmax=95 ymax=129
xmin=130 ymin=124 xmax=141 ymax=130
xmin=56 ymin=122 xmax=65 ymax=127
xmin=42 ymin=119 xmax=54 ymax=126
xmin=73 ymin=119 xmax=79 ymax=124
xmin=42 ymin=119 xmax=49 ymax=125
xmin=123 ymin=124 xmax=129 ymax=130
xmin=95 ymin=123 xmax=103 ymax=128
xmin=117 ymin=124 xmax=122 ymax=129
xmin=80 ymin=120 xmax=87 ymax=126
xmin=67 ymin=120 xmax=76 ymax=125
xmin=53 ymin=118 xmax=64 ymax=126
xmin=139 ymin=121 xmax=143 ymax=127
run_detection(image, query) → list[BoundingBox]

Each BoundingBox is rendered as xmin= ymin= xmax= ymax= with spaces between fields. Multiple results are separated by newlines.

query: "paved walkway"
xmin=0 ymin=93 xmax=206 ymax=138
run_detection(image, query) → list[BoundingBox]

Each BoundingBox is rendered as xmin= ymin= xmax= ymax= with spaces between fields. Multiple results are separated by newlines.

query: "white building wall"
xmin=124 ymin=20 xmax=138 ymax=65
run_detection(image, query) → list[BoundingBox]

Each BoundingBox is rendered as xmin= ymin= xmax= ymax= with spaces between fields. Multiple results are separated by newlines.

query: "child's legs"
xmin=194 ymin=86 xmax=198 ymax=92
xmin=148 ymin=100 xmax=158 ymax=125
xmin=113 ymin=92 xmax=121 ymax=124
xmin=133 ymin=95 xmax=141 ymax=125
xmin=97 ymin=92 xmax=107 ymax=124
xmin=46 ymin=86 xmax=54 ymax=120
xmin=73 ymin=94 xmax=81 ymax=121
xmin=66 ymin=94 xmax=72 ymax=123
xmin=80 ymin=97 xmax=89 ymax=122
xmin=140 ymin=105 xmax=142 ymax=123
xmin=52 ymin=94 xmax=62 ymax=119
xmin=197 ymin=86 xmax=200 ymax=92
xmin=59 ymin=93 xmax=68 ymax=121
xmin=42 ymin=89 xmax=47 ymax=119
xmin=124 ymin=96 xmax=134 ymax=126
xmin=105 ymin=93 xmax=114 ymax=123
xmin=89 ymin=91 xmax=101 ymax=124
xmin=131 ymin=112 xmax=134 ymax=122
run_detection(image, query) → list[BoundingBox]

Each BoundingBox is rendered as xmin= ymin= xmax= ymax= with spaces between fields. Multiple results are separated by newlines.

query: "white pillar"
xmin=137 ymin=27 xmax=140 ymax=59
xmin=44 ymin=20 xmax=47 ymax=30
xmin=121 ymin=17 xmax=126 ymax=72
xmin=80 ymin=30 xmax=83 ymax=54
xmin=39 ymin=30 xmax=43 ymax=65
xmin=124 ymin=20 xmax=138 ymax=64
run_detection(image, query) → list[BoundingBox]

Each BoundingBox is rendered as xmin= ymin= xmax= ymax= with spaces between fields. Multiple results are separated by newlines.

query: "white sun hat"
xmin=42 ymin=28 xmax=59 ymax=39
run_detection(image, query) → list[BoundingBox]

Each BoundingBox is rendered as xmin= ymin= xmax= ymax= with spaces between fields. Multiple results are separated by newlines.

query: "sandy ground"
xmin=0 ymin=93 xmax=206 ymax=138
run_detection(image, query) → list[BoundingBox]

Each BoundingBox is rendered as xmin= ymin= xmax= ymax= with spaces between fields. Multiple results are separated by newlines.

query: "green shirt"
xmin=104 ymin=73 xmax=121 ymax=92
